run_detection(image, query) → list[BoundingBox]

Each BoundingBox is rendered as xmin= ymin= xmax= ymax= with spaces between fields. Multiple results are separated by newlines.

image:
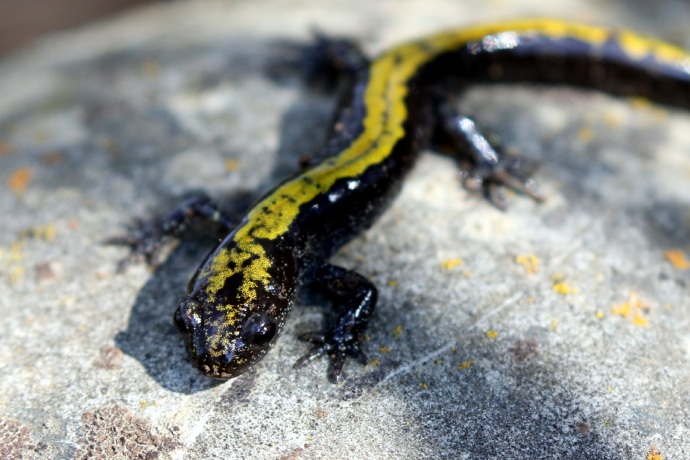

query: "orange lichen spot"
xmin=8 ymin=167 xmax=33 ymax=193
xmin=378 ymin=346 xmax=392 ymax=353
xmin=225 ymin=159 xmax=241 ymax=171
xmin=646 ymin=446 xmax=663 ymax=460
xmin=392 ymin=325 xmax=403 ymax=339
xmin=611 ymin=292 xmax=650 ymax=326
xmin=515 ymin=254 xmax=539 ymax=274
xmin=485 ymin=330 xmax=498 ymax=339
xmin=387 ymin=279 xmax=398 ymax=287
xmin=441 ymin=258 xmax=463 ymax=270
xmin=663 ymin=249 xmax=690 ymax=270
xmin=457 ymin=360 xmax=475 ymax=370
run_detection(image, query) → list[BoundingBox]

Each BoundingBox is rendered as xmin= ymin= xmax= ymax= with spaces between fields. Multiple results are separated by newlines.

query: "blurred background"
xmin=0 ymin=0 xmax=157 ymax=55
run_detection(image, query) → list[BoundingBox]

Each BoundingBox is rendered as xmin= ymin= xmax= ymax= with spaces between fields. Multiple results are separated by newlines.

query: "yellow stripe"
xmin=206 ymin=19 xmax=690 ymax=317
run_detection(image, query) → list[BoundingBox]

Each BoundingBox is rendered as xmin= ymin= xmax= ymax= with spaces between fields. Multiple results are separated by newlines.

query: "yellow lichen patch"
xmin=378 ymin=346 xmax=392 ymax=353
xmin=611 ymin=292 xmax=650 ymax=326
xmin=664 ymin=249 xmax=690 ymax=270
xmin=370 ymin=359 xmax=379 ymax=366
xmin=486 ymin=330 xmax=498 ymax=339
xmin=387 ymin=279 xmax=398 ymax=287
xmin=392 ymin=325 xmax=403 ymax=339
xmin=419 ymin=383 xmax=428 ymax=389
xmin=515 ymin=254 xmax=539 ymax=274
xmin=552 ymin=280 xmax=578 ymax=295
xmin=8 ymin=167 xmax=33 ymax=193
xmin=21 ymin=224 xmax=56 ymax=241
xmin=441 ymin=258 xmax=463 ymax=270
xmin=140 ymin=60 xmax=161 ymax=78
xmin=9 ymin=266 xmax=24 ymax=285
xmin=578 ymin=126 xmax=595 ymax=142
xmin=225 ymin=159 xmax=241 ymax=171
xmin=603 ymin=111 xmax=622 ymax=128
xmin=646 ymin=446 xmax=663 ymax=460
xmin=457 ymin=360 xmax=475 ymax=370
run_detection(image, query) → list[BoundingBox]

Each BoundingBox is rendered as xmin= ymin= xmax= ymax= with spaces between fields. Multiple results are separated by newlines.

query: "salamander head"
xmin=174 ymin=297 xmax=283 ymax=379
xmin=173 ymin=239 xmax=296 ymax=379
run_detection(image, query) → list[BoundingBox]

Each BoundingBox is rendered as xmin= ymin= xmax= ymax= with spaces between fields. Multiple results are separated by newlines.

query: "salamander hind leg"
xmin=106 ymin=194 xmax=234 ymax=271
xmin=435 ymin=100 xmax=544 ymax=209
xmin=294 ymin=264 xmax=377 ymax=383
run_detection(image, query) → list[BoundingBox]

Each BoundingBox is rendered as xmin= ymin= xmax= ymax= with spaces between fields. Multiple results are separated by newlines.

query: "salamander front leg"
xmin=435 ymin=102 xmax=544 ymax=208
xmin=107 ymin=194 xmax=234 ymax=271
xmin=295 ymin=264 xmax=377 ymax=383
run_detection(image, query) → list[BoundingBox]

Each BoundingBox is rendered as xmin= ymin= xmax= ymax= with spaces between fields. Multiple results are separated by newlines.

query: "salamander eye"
xmin=174 ymin=299 xmax=202 ymax=333
xmin=244 ymin=314 xmax=277 ymax=348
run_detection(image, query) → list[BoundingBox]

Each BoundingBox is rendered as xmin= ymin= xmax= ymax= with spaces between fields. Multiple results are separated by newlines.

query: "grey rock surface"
xmin=1 ymin=0 xmax=689 ymax=459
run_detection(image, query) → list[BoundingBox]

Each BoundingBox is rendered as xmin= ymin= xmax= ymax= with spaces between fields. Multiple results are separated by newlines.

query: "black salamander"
xmin=113 ymin=19 xmax=690 ymax=382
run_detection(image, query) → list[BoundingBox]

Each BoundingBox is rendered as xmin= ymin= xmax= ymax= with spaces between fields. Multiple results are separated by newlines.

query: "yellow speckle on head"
xmin=595 ymin=310 xmax=604 ymax=319
xmin=486 ymin=330 xmax=498 ymax=339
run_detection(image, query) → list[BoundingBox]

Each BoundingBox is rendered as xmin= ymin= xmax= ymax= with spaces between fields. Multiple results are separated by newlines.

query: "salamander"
xmin=112 ymin=19 xmax=690 ymax=383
